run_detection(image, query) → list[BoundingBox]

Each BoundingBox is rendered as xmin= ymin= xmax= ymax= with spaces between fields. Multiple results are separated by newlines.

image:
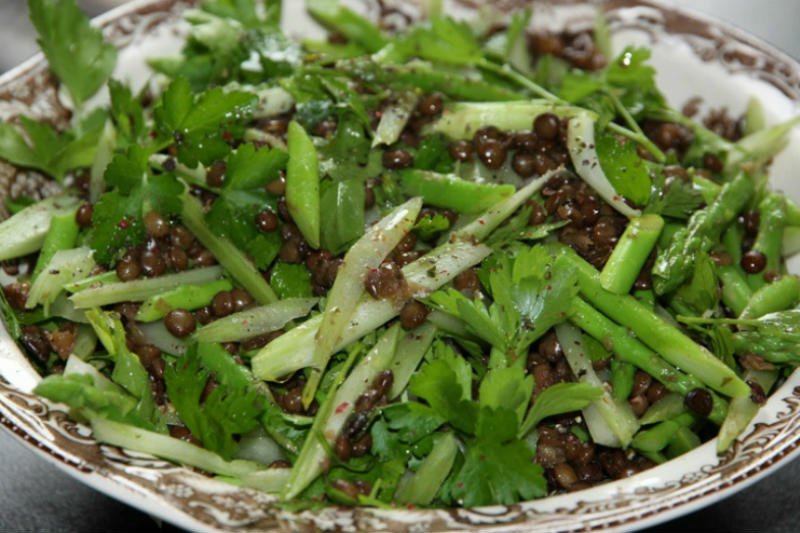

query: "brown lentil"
xmin=212 ymin=291 xmax=235 ymax=317
xmin=164 ymin=309 xmax=196 ymax=338
xmin=75 ymin=203 xmax=93 ymax=227
xmin=256 ymin=210 xmax=279 ymax=233
xmin=416 ymin=93 xmax=444 ymax=116
xmin=140 ymin=248 xmax=166 ymax=277
xmin=206 ymin=160 xmax=227 ymax=187
xmin=684 ymin=388 xmax=713 ymax=417
xmin=399 ymin=300 xmax=429 ymax=329
xmin=476 ymin=139 xmax=507 ymax=169
xmin=266 ymin=174 xmax=286 ymax=196
xmin=449 ymin=140 xmax=473 ymax=161
xmin=364 ymin=262 xmax=406 ymax=300
xmin=534 ymin=113 xmax=560 ymax=140
xmin=741 ymin=250 xmax=767 ymax=274
xmin=383 ymin=148 xmax=414 ymax=169
xmin=115 ymin=255 xmax=141 ymax=281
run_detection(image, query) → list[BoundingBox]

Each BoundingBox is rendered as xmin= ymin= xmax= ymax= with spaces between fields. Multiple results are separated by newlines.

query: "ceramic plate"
xmin=1 ymin=1 xmax=799 ymax=531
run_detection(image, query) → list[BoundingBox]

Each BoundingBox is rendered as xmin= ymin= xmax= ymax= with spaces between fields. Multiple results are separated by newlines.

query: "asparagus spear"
xmin=746 ymin=192 xmax=786 ymax=290
xmin=570 ymin=298 xmax=728 ymax=425
xmin=652 ymin=172 xmax=755 ymax=295
xmin=717 ymin=226 xmax=752 ymax=316
xmin=632 ymin=412 xmax=695 ymax=453
xmin=740 ymin=275 xmax=800 ymax=319
xmin=600 ymin=214 xmax=664 ymax=294
xmin=563 ymin=248 xmax=750 ymax=399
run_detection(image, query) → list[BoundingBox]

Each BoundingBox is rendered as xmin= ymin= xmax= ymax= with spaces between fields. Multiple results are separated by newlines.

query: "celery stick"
xmin=282 ymin=325 xmax=401 ymax=500
xmin=567 ymin=113 xmax=641 ymax=218
xmin=31 ymin=210 xmax=80 ymax=282
xmin=26 ymin=247 xmax=95 ymax=313
xmin=232 ymin=468 xmax=292 ymax=493
xmin=90 ymin=416 xmax=265 ymax=477
xmin=181 ymin=194 xmax=277 ymax=305
xmin=252 ymin=240 xmax=489 ymax=381
xmin=70 ymin=266 xmax=223 ymax=308
xmin=138 ymin=321 xmax=186 ymax=356
xmin=0 ymin=195 xmax=79 ymax=261
xmin=556 ymin=323 xmax=639 ymax=447
xmin=387 ymin=322 xmax=436 ymax=399
xmin=65 ymin=270 xmax=119 ymax=292
xmin=193 ymin=298 xmax=318 ymax=343
xmin=307 ymin=198 xmax=421 ymax=405
xmin=394 ymin=432 xmax=458 ymax=505
xmin=427 ymin=101 xmax=591 ymax=139
xmin=135 ymin=279 xmax=233 ymax=322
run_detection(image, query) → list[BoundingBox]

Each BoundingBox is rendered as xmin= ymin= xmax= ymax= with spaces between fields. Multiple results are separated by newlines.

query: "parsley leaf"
xmin=670 ymin=252 xmax=718 ymax=316
xmin=202 ymin=0 xmax=282 ymax=28
xmin=595 ymin=131 xmax=652 ymax=206
xmin=269 ymin=261 xmax=313 ymax=299
xmin=521 ymin=382 xmax=604 ymax=433
xmin=154 ymin=78 xmax=256 ymax=167
xmin=28 ymin=0 xmax=117 ymax=107
xmin=646 ymin=168 xmax=704 ymax=220
xmin=108 ymin=79 xmax=146 ymax=147
xmin=319 ymin=179 xmax=366 ymax=254
xmin=0 ymin=110 xmax=107 ymax=182
xmin=428 ymin=245 xmax=577 ymax=363
xmin=164 ymin=342 xmax=265 ymax=460
xmin=409 ymin=343 xmax=477 ymax=434
xmin=90 ymin=146 xmax=183 ymax=265
xmin=205 ymin=144 xmax=287 ymax=268
xmin=450 ymin=413 xmax=545 ymax=506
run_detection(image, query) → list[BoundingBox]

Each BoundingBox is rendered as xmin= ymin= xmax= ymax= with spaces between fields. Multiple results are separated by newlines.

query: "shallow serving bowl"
xmin=1 ymin=0 xmax=799 ymax=531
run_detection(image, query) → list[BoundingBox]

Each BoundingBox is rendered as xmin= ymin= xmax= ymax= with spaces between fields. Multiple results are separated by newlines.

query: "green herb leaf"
xmin=0 ymin=112 xmax=106 ymax=182
xmin=269 ymin=262 xmax=313 ymax=299
xmin=164 ymin=341 xmax=265 ymax=460
xmin=28 ymin=0 xmax=117 ymax=106
xmin=451 ymin=418 xmax=545 ymax=506
xmin=595 ymin=131 xmax=651 ymax=206
xmin=154 ymin=78 xmax=256 ymax=167
xmin=409 ymin=344 xmax=477 ymax=434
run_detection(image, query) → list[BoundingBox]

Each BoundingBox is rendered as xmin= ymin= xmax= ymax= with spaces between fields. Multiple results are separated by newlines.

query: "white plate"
xmin=1 ymin=1 xmax=799 ymax=531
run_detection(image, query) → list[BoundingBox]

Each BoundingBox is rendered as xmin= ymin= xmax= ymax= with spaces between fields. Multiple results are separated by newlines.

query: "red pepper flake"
xmin=478 ymin=219 xmax=485 ymax=225
xmin=148 ymin=130 xmax=157 ymax=138
xmin=407 ymin=504 xmax=415 ymax=510
xmin=222 ymin=131 xmax=233 ymax=141
xmin=335 ymin=401 xmax=350 ymax=414
xmin=117 ymin=218 xmax=130 ymax=230
xmin=613 ymin=195 xmax=622 ymax=201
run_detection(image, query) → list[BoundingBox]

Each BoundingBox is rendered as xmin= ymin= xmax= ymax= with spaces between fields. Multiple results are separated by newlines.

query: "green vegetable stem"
xmin=600 ymin=214 xmax=664 ymax=294
xmin=285 ymin=121 xmax=321 ymax=249
xmin=653 ymin=172 xmax=755 ymax=295
xmin=30 ymin=209 xmax=80 ymax=282
xmin=563 ymin=248 xmax=750 ymax=399
xmin=746 ymin=192 xmax=787 ymax=290
xmin=399 ymin=169 xmax=515 ymax=214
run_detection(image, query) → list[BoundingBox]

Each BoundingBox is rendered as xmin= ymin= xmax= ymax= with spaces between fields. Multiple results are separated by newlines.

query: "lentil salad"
xmin=1 ymin=0 xmax=799 ymax=509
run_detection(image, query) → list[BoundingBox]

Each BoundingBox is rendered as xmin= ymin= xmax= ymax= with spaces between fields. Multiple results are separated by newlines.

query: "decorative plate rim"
xmin=1 ymin=1 xmax=800 ymax=532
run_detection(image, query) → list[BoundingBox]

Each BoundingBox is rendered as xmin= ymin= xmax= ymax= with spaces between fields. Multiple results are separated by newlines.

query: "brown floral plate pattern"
xmin=1 ymin=1 xmax=800 ymax=531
